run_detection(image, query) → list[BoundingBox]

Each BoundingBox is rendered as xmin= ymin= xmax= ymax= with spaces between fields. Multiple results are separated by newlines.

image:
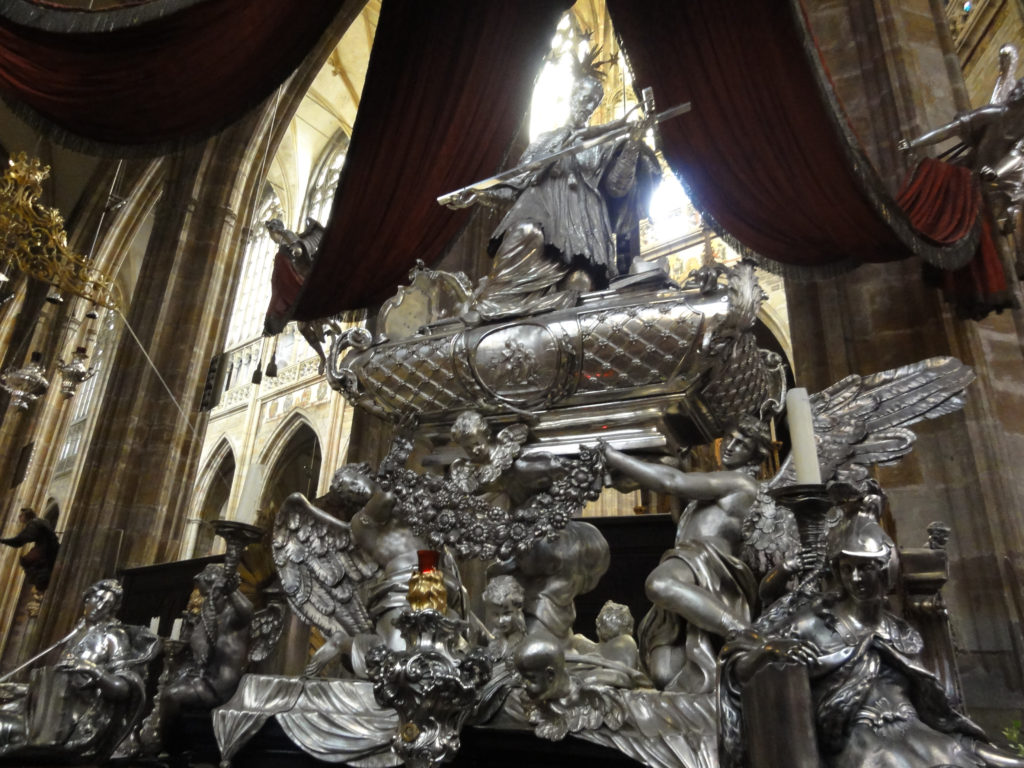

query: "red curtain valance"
xmin=0 ymin=0 xmax=344 ymax=154
xmin=0 ymin=0 xmax=1007 ymax=317
xmin=605 ymin=0 xmax=979 ymax=276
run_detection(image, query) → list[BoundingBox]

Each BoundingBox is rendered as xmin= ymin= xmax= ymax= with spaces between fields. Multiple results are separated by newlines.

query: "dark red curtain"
xmin=605 ymin=0 xmax=979 ymax=273
xmin=0 ymin=0 xmax=1006 ymax=317
xmin=265 ymin=251 xmax=304 ymax=335
xmin=895 ymin=158 xmax=978 ymax=245
xmin=0 ymin=0 xmax=344 ymax=153
xmin=897 ymin=159 xmax=1011 ymax=316
xmin=290 ymin=0 xmax=572 ymax=320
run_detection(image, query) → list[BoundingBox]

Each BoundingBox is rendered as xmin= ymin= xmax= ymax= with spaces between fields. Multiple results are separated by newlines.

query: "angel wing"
xmin=489 ymin=424 xmax=529 ymax=473
xmin=272 ymin=493 xmax=380 ymax=647
xmin=248 ymin=601 xmax=286 ymax=664
xmin=771 ymin=356 xmax=975 ymax=490
xmin=724 ymin=259 xmax=766 ymax=333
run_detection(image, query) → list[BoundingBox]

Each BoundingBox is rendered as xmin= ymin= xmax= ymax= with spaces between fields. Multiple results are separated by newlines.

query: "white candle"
xmin=170 ymin=618 xmax=183 ymax=641
xmin=148 ymin=616 xmax=160 ymax=635
xmin=786 ymin=387 xmax=821 ymax=484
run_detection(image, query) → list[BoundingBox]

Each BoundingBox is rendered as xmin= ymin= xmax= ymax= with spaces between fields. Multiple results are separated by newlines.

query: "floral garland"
xmin=379 ymin=446 xmax=605 ymax=561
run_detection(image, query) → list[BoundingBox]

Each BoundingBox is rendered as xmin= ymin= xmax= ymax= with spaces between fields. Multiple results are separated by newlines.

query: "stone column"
xmin=35 ymin=129 xmax=250 ymax=647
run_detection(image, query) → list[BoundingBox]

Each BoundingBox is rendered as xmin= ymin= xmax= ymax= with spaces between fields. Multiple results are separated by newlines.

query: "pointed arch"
xmin=257 ymin=411 xmax=323 ymax=531
xmin=190 ymin=437 xmax=236 ymax=558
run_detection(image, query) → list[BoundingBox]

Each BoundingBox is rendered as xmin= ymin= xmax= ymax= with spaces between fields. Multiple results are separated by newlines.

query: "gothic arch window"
xmin=259 ymin=420 xmax=322 ymax=522
xmin=55 ymin=308 xmax=119 ymax=477
xmin=224 ymin=186 xmax=283 ymax=349
xmin=303 ymin=131 xmax=349 ymax=227
xmin=192 ymin=442 xmax=236 ymax=557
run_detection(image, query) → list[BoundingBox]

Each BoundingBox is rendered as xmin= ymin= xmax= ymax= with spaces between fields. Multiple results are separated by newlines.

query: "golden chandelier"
xmin=0 ymin=152 xmax=120 ymax=309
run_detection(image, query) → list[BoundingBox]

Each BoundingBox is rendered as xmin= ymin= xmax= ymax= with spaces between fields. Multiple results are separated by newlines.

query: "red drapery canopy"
xmin=605 ymin=0 xmax=979 ymax=273
xmin=290 ymin=0 xmax=573 ymax=320
xmin=0 ymin=0 xmax=1007 ymax=317
xmin=0 ymin=0 xmax=345 ymax=153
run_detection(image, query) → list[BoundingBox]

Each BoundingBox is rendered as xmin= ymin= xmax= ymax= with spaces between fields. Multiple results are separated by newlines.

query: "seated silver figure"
xmin=722 ymin=504 xmax=1024 ymax=768
xmin=0 ymin=578 xmax=158 ymax=761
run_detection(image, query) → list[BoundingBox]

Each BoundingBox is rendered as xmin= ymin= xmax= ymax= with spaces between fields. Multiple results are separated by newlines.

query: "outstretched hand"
xmin=444 ymin=189 xmax=478 ymax=210
xmin=896 ymin=138 xmax=919 ymax=163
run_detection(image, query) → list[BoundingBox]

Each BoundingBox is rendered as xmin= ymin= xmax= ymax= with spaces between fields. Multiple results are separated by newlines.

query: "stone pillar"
xmin=35 ymin=128 xmax=251 ymax=648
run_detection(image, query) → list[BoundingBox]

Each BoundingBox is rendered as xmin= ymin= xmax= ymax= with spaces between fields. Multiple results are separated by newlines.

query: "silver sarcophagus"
xmin=327 ymin=261 xmax=784 ymax=454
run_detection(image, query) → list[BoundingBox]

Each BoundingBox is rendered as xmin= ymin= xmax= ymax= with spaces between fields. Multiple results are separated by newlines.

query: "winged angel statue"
xmin=599 ymin=355 xmax=974 ymax=697
xmin=273 ymin=429 xmax=606 ymax=675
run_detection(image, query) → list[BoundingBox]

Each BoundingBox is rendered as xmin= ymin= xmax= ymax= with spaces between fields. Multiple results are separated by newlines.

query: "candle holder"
xmin=0 ymin=351 xmax=49 ymax=410
xmin=56 ymin=347 xmax=96 ymax=399
xmin=770 ymin=484 xmax=833 ymax=575
xmin=210 ymin=520 xmax=262 ymax=589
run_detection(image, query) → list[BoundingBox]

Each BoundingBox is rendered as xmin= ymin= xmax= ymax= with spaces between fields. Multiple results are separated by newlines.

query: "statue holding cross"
xmin=442 ymin=50 xmax=682 ymax=323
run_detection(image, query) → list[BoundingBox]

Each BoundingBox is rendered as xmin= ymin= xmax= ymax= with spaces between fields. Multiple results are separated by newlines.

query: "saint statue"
xmin=721 ymin=502 xmax=1024 ymax=768
xmin=445 ymin=47 xmax=661 ymax=322
xmin=0 ymin=579 xmax=158 ymax=761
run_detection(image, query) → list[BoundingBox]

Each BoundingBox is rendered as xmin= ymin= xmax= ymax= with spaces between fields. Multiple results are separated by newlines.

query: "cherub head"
xmin=452 ymin=410 xmax=491 ymax=462
xmin=720 ymin=414 xmax=772 ymax=470
xmin=514 ymin=635 xmax=569 ymax=702
xmin=595 ymin=600 xmax=633 ymax=643
xmin=194 ymin=563 xmax=229 ymax=597
xmin=482 ymin=575 xmax=526 ymax=641
xmin=330 ymin=463 xmax=376 ymax=509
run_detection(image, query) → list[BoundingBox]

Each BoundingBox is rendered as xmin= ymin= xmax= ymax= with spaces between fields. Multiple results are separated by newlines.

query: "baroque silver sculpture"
xmin=0 ymin=579 xmax=159 ymax=762
xmin=327 ymin=257 xmax=786 ymax=458
xmin=441 ymin=51 xmax=666 ymax=322
xmin=215 ymin=47 xmax=988 ymax=768
xmin=899 ymin=53 xmax=1024 ymax=249
xmin=139 ymin=521 xmax=283 ymax=756
xmin=720 ymin=488 xmax=1024 ymax=768
xmin=215 ymin=344 xmax=977 ymax=768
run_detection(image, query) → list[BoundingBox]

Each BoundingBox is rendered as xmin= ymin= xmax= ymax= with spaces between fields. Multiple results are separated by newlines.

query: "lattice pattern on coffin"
xmin=578 ymin=300 xmax=702 ymax=393
xmin=359 ymin=335 xmax=467 ymax=414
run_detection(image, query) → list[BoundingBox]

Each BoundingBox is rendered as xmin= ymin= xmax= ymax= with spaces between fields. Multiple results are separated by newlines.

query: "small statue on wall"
xmin=0 ymin=507 xmax=59 ymax=593
xmin=899 ymin=53 xmax=1024 ymax=261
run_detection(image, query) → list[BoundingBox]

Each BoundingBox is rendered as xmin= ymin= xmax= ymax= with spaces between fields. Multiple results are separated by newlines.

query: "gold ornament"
xmin=0 ymin=153 xmax=120 ymax=309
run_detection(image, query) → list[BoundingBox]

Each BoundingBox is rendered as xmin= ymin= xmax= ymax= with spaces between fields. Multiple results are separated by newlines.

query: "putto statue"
xmin=480 ymin=575 xmax=527 ymax=660
xmin=139 ymin=563 xmax=255 ymax=752
xmin=0 ymin=579 xmax=159 ymax=761
xmin=444 ymin=46 xmax=661 ymax=321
